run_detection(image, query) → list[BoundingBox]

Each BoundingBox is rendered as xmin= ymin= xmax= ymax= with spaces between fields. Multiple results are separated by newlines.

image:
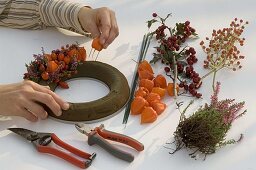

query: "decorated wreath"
xmin=23 ymin=43 xmax=130 ymax=122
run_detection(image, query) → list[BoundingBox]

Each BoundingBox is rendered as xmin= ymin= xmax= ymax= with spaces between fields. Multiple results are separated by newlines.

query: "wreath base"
xmin=40 ymin=61 xmax=130 ymax=122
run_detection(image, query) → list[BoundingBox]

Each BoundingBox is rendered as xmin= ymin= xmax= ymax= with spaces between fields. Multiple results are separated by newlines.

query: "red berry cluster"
xmin=148 ymin=13 xmax=202 ymax=98
xmin=155 ymin=25 xmax=168 ymax=41
xmin=185 ymin=47 xmax=197 ymax=65
xmin=180 ymin=65 xmax=202 ymax=98
xmin=164 ymin=48 xmax=202 ymax=98
xmin=175 ymin=21 xmax=196 ymax=43
xmin=201 ymin=18 xmax=247 ymax=71
xmin=199 ymin=18 xmax=248 ymax=90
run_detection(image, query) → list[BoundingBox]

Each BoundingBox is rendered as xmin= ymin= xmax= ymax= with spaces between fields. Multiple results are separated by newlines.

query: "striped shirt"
xmin=0 ymin=0 xmax=86 ymax=34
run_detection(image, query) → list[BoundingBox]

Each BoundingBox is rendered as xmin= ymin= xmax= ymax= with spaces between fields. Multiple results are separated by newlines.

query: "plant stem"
xmin=212 ymin=70 xmax=217 ymax=91
xmin=197 ymin=65 xmax=224 ymax=89
xmin=201 ymin=68 xmax=216 ymax=79
xmin=172 ymin=55 xmax=178 ymax=98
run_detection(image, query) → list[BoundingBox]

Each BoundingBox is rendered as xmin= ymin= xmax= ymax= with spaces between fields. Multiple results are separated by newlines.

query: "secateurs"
xmin=75 ymin=123 xmax=144 ymax=162
xmin=8 ymin=128 xmax=96 ymax=169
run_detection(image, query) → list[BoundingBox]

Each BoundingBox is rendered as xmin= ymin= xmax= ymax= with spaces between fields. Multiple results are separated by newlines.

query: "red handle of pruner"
xmin=37 ymin=134 xmax=96 ymax=169
xmin=96 ymin=125 xmax=144 ymax=151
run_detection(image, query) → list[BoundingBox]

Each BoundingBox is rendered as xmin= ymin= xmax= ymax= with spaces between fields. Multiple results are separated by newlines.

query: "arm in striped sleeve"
xmin=0 ymin=0 xmax=45 ymax=29
xmin=0 ymin=0 xmax=87 ymax=34
xmin=39 ymin=0 xmax=87 ymax=35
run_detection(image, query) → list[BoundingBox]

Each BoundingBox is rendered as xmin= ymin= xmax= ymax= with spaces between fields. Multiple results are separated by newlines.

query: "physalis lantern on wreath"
xmin=23 ymin=44 xmax=86 ymax=89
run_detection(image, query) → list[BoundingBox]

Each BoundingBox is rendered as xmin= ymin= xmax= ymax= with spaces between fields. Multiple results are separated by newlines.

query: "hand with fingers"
xmin=78 ymin=7 xmax=119 ymax=49
xmin=0 ymin=80 xmax=69 ymax=122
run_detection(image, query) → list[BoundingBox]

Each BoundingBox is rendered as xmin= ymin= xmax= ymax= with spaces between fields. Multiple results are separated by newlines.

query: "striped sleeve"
xmin=0 ymin=0 xmax=87 ymax=34
xmin=0 ymin=0 xmax=44 ymax=29
xmin=39 ymin=0 xmax=86 ymax=34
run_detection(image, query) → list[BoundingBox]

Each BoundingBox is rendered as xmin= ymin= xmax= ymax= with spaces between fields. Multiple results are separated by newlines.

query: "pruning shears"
xmin=8 ymin=128 xmax=96 ymax=169
xmin=75 ymin=123 xmax=144 ymax=162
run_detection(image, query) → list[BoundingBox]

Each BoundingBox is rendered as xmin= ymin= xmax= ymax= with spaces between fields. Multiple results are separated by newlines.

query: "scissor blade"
xmin=8 ymin=128 xmax=37 ymax=141
xmin=75 ymin=123 xmax=92 ymax=135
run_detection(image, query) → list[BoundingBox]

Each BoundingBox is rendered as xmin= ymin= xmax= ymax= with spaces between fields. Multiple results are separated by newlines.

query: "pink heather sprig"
xmin=33 ymin=54 xmax=45 ymax=63
xmin=223 ymin=101 xmax=245 ymax=124
xmin=48 ymin=66 xmax=62 ymax=83
xmin=70 ymin=60 xmax=79 ymax=70
xmin=210 ymin=81 xmax=220 ymax=106
xmin=210 ymin=82 xmax=246 ymax=125
xmin=215 ymin=99 xmax=235 ymax=112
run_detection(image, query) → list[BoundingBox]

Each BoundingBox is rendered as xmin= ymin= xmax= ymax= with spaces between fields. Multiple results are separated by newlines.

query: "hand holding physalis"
xmin=78 ymin=7 xmax=119 ymax=49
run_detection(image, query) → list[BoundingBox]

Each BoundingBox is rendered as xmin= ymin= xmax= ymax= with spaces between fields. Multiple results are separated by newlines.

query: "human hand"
xmin=0 ymin=80 xmax=69 ymax=122
xmin=78 ymin=7 xmax=119 ymax=49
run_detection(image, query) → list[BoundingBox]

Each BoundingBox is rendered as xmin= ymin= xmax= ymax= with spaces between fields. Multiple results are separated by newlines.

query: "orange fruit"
xmin=51 ymin=53 xmax=57 ymax=60
xmin=153 ymin=74 xmax=167 ymax=88
xmin=138 ymin=60 xmax=153 ymax=74
xmin=141 ymin=107 xmax=158 ymax=124
xmin=151 ymin=87 xmax=166 ymax=98
xmin=58 ymin=81 xmax=69 ymax=89
xmin=78 ymin=47 xmax=86 ymax=61
xmin=68 ymin=48 xmax=78 ymax=57
xmin=131 ymin=96 xmax=149 ymax=115
xmin=138 ymin=70 xmax=154 ymax=80
xmin=44 ymin=54 xmax=52 ymax=61
xmin=135 ymin=87 xmax=149 ymax=98
xmin=167 ymin=83 xmax=179 ymax=96
xmin=150 ymin=101 xmax=166 ymax=115
xmin=146 ymin=92 xmax=161 ymax=105
xmin=41 ymin=72 xmax=49 ymax=80
xmin=58 ymin=53 xmax=65 ymax=61
xmin=47 ymin=61 xmax=58 ymax=72
xmin=64 ymin=56 xmax=71 ymax=65
xmin=139 ymin=79 xmax=154 ymax=92
xmin=92 ymin=37 xmax=103 ymax=51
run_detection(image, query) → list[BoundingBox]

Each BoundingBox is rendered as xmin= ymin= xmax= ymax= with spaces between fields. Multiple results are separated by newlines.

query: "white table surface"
xmin=1 ymin=0 xmax=256 ymax=170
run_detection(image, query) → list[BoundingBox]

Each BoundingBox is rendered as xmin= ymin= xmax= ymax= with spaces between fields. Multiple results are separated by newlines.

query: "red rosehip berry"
xmin=164 ymin=67 xmax=170 ymax=73
xmin=188 ymin=60 xmax=194 ymax=65
xmin=193 ymin=77 xmax=200 ymax=83
xmin=152 ymin=13 xmax=157 ymax=17
xmin=190 ymin=28 xmax=196 ymax=33
xmin=41 ymin=72 xmax=49 ymax=80
xmin=189 ymin=83 xmax=195 ymax=90
xmin=192 ymin=57 xmax=198 ymax=63
xmin=196 ymin=93 xmax=202 ymax=98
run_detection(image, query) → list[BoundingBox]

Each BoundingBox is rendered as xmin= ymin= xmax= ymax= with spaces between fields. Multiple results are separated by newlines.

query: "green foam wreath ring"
xmin=41 ymin=61 xmax=130 ymax=122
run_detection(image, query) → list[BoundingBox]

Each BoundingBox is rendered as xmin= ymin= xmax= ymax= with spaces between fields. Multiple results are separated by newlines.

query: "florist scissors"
xmin=75 ymin=123 xmax=144 ymax=162
xmin=8 ymin=128 xmax=96 ymax=169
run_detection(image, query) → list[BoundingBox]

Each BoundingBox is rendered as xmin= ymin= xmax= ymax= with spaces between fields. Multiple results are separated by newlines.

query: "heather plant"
xmin=169 ymin=82 xmax=246 ymax=159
